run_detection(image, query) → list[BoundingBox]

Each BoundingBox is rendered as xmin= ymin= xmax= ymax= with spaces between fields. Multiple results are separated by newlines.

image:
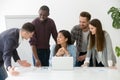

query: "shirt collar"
xmin=19 ymin=30 xmax=23 ymax=44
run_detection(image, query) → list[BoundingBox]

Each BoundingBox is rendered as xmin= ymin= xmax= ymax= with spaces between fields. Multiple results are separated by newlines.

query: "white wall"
xmin=0 ymin=0 xmax=120 ymax=65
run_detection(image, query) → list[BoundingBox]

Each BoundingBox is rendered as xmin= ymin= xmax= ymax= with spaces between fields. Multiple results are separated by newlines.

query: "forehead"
xmin=79 ymin=16 xmax=88 ymax=21
xmin=58 ymin=32 xmax=64 ymax=36
xmin=38 ymin=10 xmax=48 ymax=15
xmin=89 ymin=24 xmax=95 ymax=28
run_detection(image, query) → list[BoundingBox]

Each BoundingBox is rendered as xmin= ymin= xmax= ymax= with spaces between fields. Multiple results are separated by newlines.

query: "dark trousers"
xmin=75 ymin=52 xmax=93 ymax=67
xmin=33 ymin=49 xmax=50 ymax=66
xmin=0 ymin=65 xmax=8 ymax=80
xmin=75 ymin=52 xmax=87 ymax=67
xmin=90 ymin=57 xmax=104 ymax=67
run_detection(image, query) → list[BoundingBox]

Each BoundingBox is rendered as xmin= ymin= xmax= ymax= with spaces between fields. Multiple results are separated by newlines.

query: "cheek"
xmin=26 ymin=35 xmax=31 ymax=39
xmin=26 ymin=35 xmax=29 ymax=39
xmin=90 ymin=29 xmax=93 ymax=32
xmin=57 ymin=38 xmax=60 ymax=43
xmin=93 ymin=29 xmax=96 ymax=34
xmin=90 ymin=30 xmax=94 ymax=34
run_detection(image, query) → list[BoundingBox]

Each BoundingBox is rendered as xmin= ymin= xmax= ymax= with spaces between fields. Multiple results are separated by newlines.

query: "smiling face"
xmin=38 ymin=10 xmax=49 ymax=21
xmin=89 ymin=24 xmax=96 ymax=35
xmin=79 ymin=16 xmax=89 ymax=30
xmin=57 ymin=32 xmax=68 ymax=45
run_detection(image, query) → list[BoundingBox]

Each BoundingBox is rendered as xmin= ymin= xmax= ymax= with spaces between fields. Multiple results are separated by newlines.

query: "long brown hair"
xmin=89 ymin=19 xmax=105 ymax=51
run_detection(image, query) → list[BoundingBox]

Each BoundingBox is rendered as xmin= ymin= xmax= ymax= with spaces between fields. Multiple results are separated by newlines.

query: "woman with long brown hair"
xmin=83 ymin=19 xmax=116 ymax=67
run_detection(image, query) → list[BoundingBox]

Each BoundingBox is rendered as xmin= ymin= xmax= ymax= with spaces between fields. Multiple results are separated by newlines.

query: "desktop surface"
xmin=6 ymin=67 xmax=120 ymax=80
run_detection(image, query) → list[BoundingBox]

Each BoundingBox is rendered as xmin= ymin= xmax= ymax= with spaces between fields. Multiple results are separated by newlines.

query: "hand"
xmin=17 ymin=60 xmax=31 ymax=67
xmin=56 ymin=48 xmax=65 ymax=56
xmin=35 ymin=60 xmax=41 ymax=67
xmin=8 ymin=67 xmax=20 ymax=76
xmin=81 ymin=62 xmax=89 ymax=67
xmin=109 ymin=66 xmax=117 ymax=69
xmin=62 ymin=47 xmax=70 ymax=56
xmin=77 ymin=55 xmax=86 ymax=61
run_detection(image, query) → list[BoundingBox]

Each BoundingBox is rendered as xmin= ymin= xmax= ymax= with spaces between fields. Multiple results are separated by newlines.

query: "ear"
xmin=65 ymin=38 xmax=68 ymax=42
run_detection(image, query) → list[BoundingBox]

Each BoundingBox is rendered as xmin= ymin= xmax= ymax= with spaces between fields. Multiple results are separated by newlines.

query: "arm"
xmin=77 ymin=54 xmax=86 ymax=62
xmin=104 ymin=32 xmax=116 ymax=66
xmin=3 ymin=38 xmax=20 ymax=76
xmin=31 ymin=45 xmax=41 ymax=67
xmin=56 ymin=48 xmax=65 ymax=56
xmin=82 ymin=38 xmax=92 ymax=67
xmin=12 ymin=49 xmax=20 ymax=62
xmin=3 ymin=38 xmax=17 ymax=69
xmin=68 ymin=45 xmax=77 ymax=66
xmin=71 ymin=27 xmax=76 ymax=44
xmin=51 ymin=20 xmax=58 ymax=43
xmin=49 ymin=45 xmax=56 ymax=66
xmin=82 ymin=50 xmax=92 ymax=67
xmin=29 ymin=28 xmax=41 ymax=67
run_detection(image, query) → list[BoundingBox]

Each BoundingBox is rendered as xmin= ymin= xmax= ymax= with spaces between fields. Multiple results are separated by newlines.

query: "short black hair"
xmin=22 ymin=22 xmax=35 ymax=32
xmin=39 ymin=5 xmax=49 ymax=13
xmin=80 ymin=11 xmax=91 ymax=21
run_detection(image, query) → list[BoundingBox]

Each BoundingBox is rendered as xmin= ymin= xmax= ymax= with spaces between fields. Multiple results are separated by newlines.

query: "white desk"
xmin=6 ymin=67 xmax=120 ymax=80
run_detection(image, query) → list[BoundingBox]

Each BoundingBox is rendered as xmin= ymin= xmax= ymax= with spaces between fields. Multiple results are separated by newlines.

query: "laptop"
xmin=51 ymin=57 xmax=74 ymax=70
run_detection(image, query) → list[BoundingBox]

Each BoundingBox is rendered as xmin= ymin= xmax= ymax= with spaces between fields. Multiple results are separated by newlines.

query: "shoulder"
xmin=71 ymin=25 xmax=81 ymax=32
xmin=47 ymin=18 xmax=55 ymax=23
xmin=73 ymin=25 xmax=80 ymax=29
xmin=9 ymin=28 xmax=19 ymax=39
xmin=33 ymin=17 xmax=39 ymax=21
xmin=3 ymin=28 xmax=19 ymax=36
xmin=2 ymin=28 xmax=19 ymax=44
xmin=67 ymin=45 xmax=76 ymax=50
xmin=32 ymin=17 xmax=40 ymax=24
xmin=104 ymin=31 xmax=110 ymax=38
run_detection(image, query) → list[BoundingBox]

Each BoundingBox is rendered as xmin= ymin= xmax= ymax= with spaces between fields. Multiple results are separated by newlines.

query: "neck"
xmin=82 ymin=27 xmax=89 ymax=32
xmin=20 ymin=30 xmax=24 ymax=39
xmin=61 ymin=43 xmax=67 ymax=48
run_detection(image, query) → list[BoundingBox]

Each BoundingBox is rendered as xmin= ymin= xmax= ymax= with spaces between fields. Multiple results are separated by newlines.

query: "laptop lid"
xmin=51 ymin=57 xmax=74 ymax=70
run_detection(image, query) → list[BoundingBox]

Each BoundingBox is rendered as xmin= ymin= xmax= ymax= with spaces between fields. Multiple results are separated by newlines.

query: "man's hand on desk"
xmin=81 ymin=62 xmax=89 ymax=67
xmin=17 ymin=60 xmax=31 ymax=67
xmin=35 ymin=59 xmax=41 ymax=67
xmin=77 ymin=55 xmax=86 ymax=61
xmin=109 ymin=66 xmax=117 ymax=69
xmin=8 ymin=66 xmax=19 ymax=76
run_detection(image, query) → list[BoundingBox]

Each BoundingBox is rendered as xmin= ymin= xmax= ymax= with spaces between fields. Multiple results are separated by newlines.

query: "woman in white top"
xmin=83 ymin=19 xmax=116 ymax=67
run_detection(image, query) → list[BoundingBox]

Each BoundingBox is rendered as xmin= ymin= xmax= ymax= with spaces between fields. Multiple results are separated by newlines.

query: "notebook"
xmin=51 ymin=57 xmax=74 ymax=70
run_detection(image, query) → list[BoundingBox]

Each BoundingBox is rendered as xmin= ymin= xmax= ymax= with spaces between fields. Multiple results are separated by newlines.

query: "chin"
xmin=92 ymin=33 xmax=95 ymax=35
xmin=40 ymin=19 xmax=45 ymax=21
xmin=25 ymin=38 xmax=28 ymax=40
xmin=57 ymin=42 xmax=61 ymax=44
